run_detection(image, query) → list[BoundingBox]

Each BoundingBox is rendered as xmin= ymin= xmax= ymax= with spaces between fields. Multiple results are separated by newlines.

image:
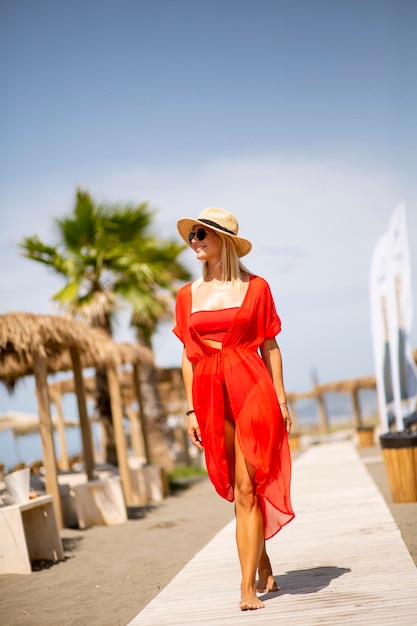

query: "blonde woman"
xmin=173 ymin=207 xmax=294 ymax=611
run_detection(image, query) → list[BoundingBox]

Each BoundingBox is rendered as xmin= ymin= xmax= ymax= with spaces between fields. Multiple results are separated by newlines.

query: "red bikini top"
xmin=191 ymin=307 xmax=239 ymax=342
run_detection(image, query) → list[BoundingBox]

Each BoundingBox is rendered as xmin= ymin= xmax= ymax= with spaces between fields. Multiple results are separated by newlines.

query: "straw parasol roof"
xmin=0 ymin=313 xmax=152 ymax=389
xmin=116 ymin=341 xmax=153 ymax=366
xmin=315 ymin=375 xmax=376 ymax=395
xmin=288 ymin=375 xmax=377 ymax=403
xmin=0 ymin=312 xmax=110 ymax=388
xmin=287 ymin=390 xmax=316 ymax=402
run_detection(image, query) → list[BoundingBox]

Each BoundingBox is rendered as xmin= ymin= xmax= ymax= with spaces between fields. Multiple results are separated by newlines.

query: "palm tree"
xmin=19 ymin=188 xmax=191 ymax=466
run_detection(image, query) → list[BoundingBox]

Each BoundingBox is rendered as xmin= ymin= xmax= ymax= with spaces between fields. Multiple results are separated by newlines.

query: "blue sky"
xmin=1 ymin=0 xmax=416 ymax=417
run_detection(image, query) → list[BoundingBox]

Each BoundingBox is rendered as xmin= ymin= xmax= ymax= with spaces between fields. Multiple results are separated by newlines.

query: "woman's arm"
xmin=181 ymin=347 xmax=203 ymax=449
xmin=260 ymin=338 xmax=292 ymax=434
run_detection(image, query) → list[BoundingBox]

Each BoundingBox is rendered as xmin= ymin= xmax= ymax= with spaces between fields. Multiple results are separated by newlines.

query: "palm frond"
xmin=19 ymin=236 xmax=71 ymax=277
xmin=53 ymin=189 xmax=103 ymax=253
xmin=18 ymin=188 xmax=192 ymax=340
xmin=103 ymin=202 xmax=154 ymax=244
xmin=51 ymin=280 xmax=81 ymax=306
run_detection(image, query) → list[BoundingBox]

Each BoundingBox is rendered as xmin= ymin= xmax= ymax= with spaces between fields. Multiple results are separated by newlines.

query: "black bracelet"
xmin=185 ymin=409 xmax=195 ymax=416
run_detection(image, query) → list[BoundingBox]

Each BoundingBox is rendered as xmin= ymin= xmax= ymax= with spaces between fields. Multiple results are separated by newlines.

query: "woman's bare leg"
xmin=224 ymin=419 xmax=269 ymax=608
xmin=257 ymin=543 xmax=278 ymax=592
xmin=233 ymin=430 xmax=265 ymax=610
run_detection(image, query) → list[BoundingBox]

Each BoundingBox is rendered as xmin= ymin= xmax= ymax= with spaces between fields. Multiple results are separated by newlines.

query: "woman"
xmin=173 ymin=207 xmax=294 ymax=611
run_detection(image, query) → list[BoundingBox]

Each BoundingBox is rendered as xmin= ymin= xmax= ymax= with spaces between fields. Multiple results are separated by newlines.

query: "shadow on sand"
xmin=259 ymin=566 xmax=351 ymax=602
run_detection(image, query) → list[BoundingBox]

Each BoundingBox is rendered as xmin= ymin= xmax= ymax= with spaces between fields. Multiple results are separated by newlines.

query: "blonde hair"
xmin=202 ymin=233 xmax=251 ymax=288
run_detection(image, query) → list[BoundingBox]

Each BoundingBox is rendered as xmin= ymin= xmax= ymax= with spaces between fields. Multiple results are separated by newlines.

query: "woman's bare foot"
xmin=257 ymin=549 xmax=279 ymax=593
xmin=257 ymin=572 xmax=278 ymax=593
xmin=239 ymin=584 xmax=265 ymax=611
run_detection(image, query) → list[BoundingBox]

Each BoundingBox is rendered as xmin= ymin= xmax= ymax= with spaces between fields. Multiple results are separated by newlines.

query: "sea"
xmin=0 ymin=380 xmax=378 ymax=473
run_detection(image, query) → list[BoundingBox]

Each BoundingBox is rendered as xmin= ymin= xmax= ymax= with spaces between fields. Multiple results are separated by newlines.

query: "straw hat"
xmin=177 ymin=207 xmax=252 ymax=258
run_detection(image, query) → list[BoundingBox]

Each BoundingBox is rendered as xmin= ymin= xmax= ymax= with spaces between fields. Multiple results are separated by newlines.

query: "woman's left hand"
xmin=280 ymin=405 xmax=292 ymax=434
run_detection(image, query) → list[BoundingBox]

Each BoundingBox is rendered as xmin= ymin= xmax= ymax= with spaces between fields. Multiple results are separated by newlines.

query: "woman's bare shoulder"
xmin=190 ymin=277 xmax=203 ymax=292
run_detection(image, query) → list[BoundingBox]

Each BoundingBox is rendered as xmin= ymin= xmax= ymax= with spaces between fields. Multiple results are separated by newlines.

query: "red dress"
xmin=173 ymin=275 xmax=294 ymax=539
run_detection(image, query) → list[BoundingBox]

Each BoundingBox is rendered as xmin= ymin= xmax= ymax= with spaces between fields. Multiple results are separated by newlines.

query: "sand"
xmin=358 ymin=444 xmax=417 ymax=566
xmin=0 ymin=445 xmax=415 ymax=626
xmin=0 ymin=477 xmax=233 ymax=626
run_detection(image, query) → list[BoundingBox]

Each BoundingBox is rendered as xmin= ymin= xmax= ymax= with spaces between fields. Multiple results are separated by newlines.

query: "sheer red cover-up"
xmin=173 ymin=275 xmax=294 ymax=539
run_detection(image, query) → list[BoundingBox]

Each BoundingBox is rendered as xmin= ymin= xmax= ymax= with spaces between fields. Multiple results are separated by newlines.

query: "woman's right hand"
xmin=188 ymin=412 xmax=203 ymax=450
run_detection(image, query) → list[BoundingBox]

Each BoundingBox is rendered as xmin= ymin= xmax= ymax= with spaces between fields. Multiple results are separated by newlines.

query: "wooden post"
xmin=180 ymin=414 xmax=192 ymax=467
xmin=51 ymin=389 xmax=70 ymax=471
xmin=171 ymin=368 xmax=191 ymax=466
xmin=32 ymin=352 xmax=63 ymax=529
xmin=70 ymin=347 xmax=95 ymax=482
xmin=287 ymin=399 xmax=302 ymax=450
xmin=351 ymin=388 xmax=362 ymax=428
xmin=312 ymin=369 xmax=329 ymax=434
xmin=107 ymin=364 xmax=134 ymax=504
xmin=126 ymin=406 xmax=144 ymax=459
xmin=132 ymin=363 xmax=151 ymax=464
xmin=316 ymin=391 xmax=329 ymax=434
xmin=288 ymin=399 xmax=300 ymax=433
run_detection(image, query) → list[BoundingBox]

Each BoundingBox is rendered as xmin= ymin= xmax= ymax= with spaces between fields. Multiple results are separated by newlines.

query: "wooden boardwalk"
xmin=128 ymin=440 xmax=417 ymax=625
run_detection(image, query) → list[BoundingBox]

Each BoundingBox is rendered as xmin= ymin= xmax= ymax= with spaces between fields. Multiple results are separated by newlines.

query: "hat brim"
xmin=177 ymin=217 xmax=252 ymax=258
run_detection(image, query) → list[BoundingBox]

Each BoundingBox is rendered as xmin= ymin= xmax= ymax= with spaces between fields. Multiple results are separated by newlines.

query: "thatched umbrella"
xmin=49 ymin=372 xmax=145 ymax=466
xmin=286 ymin=390 xmax=315 ymax=432
xmin=315 ymin=375 xmax=376 ymax=429
xmin=0 ymin=313 xmax=151 ymax=525
xmin=48 ymin=365 xmax=188 ymax=468
xmin=48 ymin=344 xmax=154 ymax=468
xmin=287 ymin=375 xmax=377 ymax=431
xmin=47 ymin=377 xmax=97 ymax=471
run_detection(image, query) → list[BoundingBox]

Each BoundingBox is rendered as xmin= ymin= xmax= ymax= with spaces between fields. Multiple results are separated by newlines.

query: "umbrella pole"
xmin=70 ymin=347 xmax=95 ymax=482
xmin=32 ymin=351 xmax=63 ymax=529
xmin=13 ymin=431 xmax=21 ymax=465
xmin=107 ymin=364 xmax=134 ymax=504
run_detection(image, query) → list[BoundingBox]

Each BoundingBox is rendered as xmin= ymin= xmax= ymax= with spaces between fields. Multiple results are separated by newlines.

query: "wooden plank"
xmin=128 ymin=441 xmax=417 ymax=626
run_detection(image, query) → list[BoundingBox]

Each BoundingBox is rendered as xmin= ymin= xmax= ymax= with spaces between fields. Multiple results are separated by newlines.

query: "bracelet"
xmin=280 ymin=403 xmax=288 ymax=408
xmin=185 ymin=409 xmax=195 ymax=416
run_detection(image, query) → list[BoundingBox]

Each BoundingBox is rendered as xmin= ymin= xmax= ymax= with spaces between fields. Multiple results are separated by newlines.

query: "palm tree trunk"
xmin=93 ymin=313 xmax=118 ymax=466
xmin=95 ymin=368 xmax=118 ymax=466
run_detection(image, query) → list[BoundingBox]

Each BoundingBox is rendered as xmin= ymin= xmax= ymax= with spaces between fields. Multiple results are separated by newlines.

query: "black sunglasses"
xmin=188 ymin=228 xmax=208 ymax=244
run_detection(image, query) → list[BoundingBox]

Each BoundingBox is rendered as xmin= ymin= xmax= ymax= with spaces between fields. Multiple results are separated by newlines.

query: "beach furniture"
xmin=128 ymin=457 xmax=165 ymax=504
xmin=0 ymin=495 xmax=64 ymax=575
xmin=71 ymin=476 xmax=127 ymax=529
xmin=53 ymin=470 xmax=127 ymax=529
